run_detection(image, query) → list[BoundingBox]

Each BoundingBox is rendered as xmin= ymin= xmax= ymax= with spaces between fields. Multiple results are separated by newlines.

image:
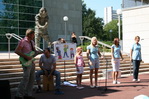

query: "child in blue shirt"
xmin=111 ymin=38 xmax=124 ymax=84
xmin=130 ymin=36 xmax=142 ymax=82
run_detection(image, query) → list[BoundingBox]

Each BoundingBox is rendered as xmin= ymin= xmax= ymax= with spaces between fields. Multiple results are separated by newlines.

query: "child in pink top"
xmin=74 ymin=47 xmax=85 ymax=89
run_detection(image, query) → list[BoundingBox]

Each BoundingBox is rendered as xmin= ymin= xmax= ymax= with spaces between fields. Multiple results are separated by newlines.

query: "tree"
xmin=103 ymin=20 xmax=122 ymax=41
xmin=82 ymin=2 xmax=104 ymax=40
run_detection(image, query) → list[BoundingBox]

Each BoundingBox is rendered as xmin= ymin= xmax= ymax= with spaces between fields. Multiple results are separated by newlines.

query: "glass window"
xmin=0 ymin=0 xmax=42 ymax=51
xmin=123 ymin=0 xmax=149 ymax=8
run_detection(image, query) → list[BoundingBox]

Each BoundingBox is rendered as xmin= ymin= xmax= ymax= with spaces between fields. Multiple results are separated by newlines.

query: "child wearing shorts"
xmin=74 ymin=47 xmax=85 ymax=89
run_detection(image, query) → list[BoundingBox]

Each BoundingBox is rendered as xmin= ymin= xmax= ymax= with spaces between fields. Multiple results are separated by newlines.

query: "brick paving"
xmin=1 ymin=52 xmax=148 ymax=99
xmin=11 ymin=73 xmax=149 ymax=99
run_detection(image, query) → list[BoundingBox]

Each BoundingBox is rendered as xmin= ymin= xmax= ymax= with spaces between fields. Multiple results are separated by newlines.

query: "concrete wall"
xmin=44 ymin=0 xmax=82 ymax=43
xmin=122 ymin=5 xmax=149 ymax=63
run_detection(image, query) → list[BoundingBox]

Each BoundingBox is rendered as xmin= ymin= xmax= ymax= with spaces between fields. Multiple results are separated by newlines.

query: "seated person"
xmin=36 ymin=48 xmax=64 ymax=95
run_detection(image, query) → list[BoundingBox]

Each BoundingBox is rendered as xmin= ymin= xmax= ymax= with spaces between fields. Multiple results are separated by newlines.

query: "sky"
xmin=83 ymin=0 xmax=122 ymax=18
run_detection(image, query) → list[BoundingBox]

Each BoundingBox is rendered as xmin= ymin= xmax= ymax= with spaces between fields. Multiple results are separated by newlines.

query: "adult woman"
xmin=71 ymin=32 xmax=77 ymax=44
xmin=86 ymin=37 xmax=101 ymax=88
xmin=111 ymin=38 xmax=124 ymax=84
xmin=130 ymin=36 xmax=142 ymax=82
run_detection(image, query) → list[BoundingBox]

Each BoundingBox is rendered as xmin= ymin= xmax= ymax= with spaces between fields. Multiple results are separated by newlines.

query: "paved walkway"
xmin=11 ymin=73 xmax=149 ymax=99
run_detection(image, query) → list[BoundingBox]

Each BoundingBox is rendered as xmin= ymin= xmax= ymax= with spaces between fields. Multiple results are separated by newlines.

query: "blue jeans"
xmin=16 ymin=63 xmax=35 ymax=97
xmin=133 ymin=60 xmax=141 ymax=79
xmin=36 ymin=70 xmax=61 ymax=90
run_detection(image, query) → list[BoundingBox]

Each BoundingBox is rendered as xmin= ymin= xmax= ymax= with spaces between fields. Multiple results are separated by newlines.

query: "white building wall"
xmin=122 ymin=5 xmax=149 ymax=63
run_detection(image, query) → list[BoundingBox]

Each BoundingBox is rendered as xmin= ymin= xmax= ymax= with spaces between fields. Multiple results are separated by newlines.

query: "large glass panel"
xmin=123 ymin=0 xmax=149 ymax=8
xmin=0 ymin=0 xmax=42 ymax=51
xmin=143 ymin=0 xmax=149 ymax=5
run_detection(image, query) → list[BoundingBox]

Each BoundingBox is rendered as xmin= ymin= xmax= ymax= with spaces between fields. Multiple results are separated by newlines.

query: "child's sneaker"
xmin=113 ymin=81 xmax=116 ymax=84
xmin=132 ymin=79 xmax=137 ymax=82
xmin=116 ymin=81 xmax=121 ymax=84
xmin=90 ymin=85 xmax=95 ymax=88
xmin=76 ymin=86 xmax=84 ymax=89
xmin=137 ymin=79 xmax=140 ymax=82
xmin=36 ymin=86 xmax=42 ymax=93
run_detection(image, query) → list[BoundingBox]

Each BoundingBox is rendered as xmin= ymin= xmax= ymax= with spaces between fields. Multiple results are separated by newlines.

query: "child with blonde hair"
xmin=74 ymin=47 xmax=85 ymax=89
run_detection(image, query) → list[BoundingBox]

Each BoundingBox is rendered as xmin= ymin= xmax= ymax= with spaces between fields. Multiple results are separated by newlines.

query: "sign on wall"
xmin=54 ymin=43 xmax=76 ymax=60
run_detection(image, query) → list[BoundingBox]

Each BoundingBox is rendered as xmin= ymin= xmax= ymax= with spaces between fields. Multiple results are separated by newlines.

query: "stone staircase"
xmin=0 ymin=54 xmax=149 ymax=89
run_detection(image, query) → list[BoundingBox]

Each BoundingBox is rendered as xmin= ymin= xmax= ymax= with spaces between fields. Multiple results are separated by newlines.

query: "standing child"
xmin=74 ymin=47 xmax=85 ymax=89
xmin=130 ymin=36 xmax=142 ymax=82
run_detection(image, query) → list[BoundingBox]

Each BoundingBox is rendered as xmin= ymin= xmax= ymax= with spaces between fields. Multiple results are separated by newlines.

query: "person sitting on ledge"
xmin=35 ymin=48 xmax=64 ymax=95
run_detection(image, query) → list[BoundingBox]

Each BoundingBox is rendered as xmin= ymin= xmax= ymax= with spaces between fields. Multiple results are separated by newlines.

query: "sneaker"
xmin=77 ymin=86 xmax=84 ymax=89
xmin=113 ymin=81 xmax=116 ymax=84
xmin=132 ymin=79 xmax=137 ymax=82
xmin=95 ymin=86 xmax=100 ymax=88
xmin=76 ymin=86 xmax=80 ymax=89
xmin=54 ymin=90 xmax=64 ymax=95
xmin=136 ymin=79 xmax=140 ymax=82
xmin=116 ymin=81 xmax=121 ymax=84
xmin=90 ymin=85 xmax=95 ymax=88
xmin=36 ymin=88 xmax=42 ymax=93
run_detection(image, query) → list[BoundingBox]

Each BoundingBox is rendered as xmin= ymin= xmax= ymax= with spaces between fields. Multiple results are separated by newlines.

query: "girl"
xmin=74 ymin=47 xmax=85 ymax=89
xmin=130 ymin=36 xmax=142 ymax=82
xmin=86 ymin=37 xmax=101 ymax=88
xmin=111 ymin=38 xmax=124 ymax=84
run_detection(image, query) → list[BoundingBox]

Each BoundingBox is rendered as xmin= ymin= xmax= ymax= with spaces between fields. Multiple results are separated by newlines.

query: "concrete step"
xmin=0 ymin=54 xmax=149 ymax=89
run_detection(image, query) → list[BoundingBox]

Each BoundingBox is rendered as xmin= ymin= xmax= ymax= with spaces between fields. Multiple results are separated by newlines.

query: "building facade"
xmin=0 ymin=0 xmax=82 ymax=50
xmin=104 ymin=6 xmax=118 ymax=25
xmin=122 ymin=0 xmax=149 ymax=62
xmin=44 ymin=0 xmax=82 ymax=43
xmin=0 ymin=0 xmax=42 ymax=50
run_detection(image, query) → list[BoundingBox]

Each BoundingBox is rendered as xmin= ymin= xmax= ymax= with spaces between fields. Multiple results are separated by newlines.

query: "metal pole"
xmin=18 ymin=0 xmax=19 ymax=35
xmin=8 ymin=39 xmax=10 ymax=59
xmin=6 ymin=33 xmax=13 ymax=59
xmin=65 ymin=22 xmax=67 ymax=41
xmin=118 ymin=15 xmax=121 ymax=40
xmin=42 ymin=0 xmax=45 ymax=49
xmin=42 ymin=0 xmax=44 ymax=7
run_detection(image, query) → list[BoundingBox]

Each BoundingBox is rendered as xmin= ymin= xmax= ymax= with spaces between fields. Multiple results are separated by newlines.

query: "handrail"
xmin=79 ymin=36 xmax=111 ymax=48
xmin=79 ymin=36 xmax=130 ymax=56
xmin=5 ymin=33 xmax=43 ymax=51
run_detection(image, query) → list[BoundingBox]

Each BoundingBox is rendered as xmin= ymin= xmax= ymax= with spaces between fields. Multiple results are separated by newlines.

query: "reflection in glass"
xmin=123 ymin=0 xmax=149 ymax=8
xmin=0 ymin=0 xmax=42 ymax=51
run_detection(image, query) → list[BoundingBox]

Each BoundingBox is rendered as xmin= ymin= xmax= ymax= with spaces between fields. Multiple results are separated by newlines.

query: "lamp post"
xmin=63 ymin=16 xmax=68 ymax=41
xmin=117 ymin=9 xmax=122 ymax=40
xmin=79 ymin=36 xmax=85 ymax=49
xmin=109 ymin=29 xmax=112 ymax=41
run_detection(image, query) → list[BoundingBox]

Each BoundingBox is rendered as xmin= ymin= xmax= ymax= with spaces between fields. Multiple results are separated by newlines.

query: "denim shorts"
xmin=88 ymin=58 xmax=100 ymax=69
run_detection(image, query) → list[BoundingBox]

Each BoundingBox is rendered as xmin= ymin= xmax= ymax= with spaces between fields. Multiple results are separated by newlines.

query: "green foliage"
xmin=103 ymin=20 xmax=122 ymax=40
xmin=82 ymin=2 xmax=104 ymax=40
xmin=78 ymin=40 xmax=112 ymax=52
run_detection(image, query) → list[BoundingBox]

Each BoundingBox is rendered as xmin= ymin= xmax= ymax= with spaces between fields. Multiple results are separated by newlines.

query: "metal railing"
xmin=5 ymin=33 xmax=43 ymax=58
xmin=79 ymin=36 xmax=111 ymax=48
xmin=79 ymin=36 xmax=130 ymax=56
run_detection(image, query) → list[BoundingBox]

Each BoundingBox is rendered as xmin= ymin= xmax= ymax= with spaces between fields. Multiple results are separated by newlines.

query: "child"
xmin=74 ymin=47 xmax=85 ymax=89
